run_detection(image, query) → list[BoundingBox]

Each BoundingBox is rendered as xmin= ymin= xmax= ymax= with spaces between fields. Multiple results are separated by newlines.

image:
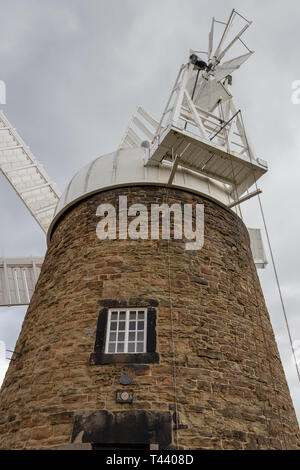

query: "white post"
xmin=171 ymin=63 xmax=193 ymax=128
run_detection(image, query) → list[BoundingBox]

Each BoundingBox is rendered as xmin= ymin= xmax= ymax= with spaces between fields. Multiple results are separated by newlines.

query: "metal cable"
xmin=246 ymin=231 xmax=287 ymax=449
xmin=224 ymin=111 xmax=287 ymax=447
xmin=228 ymin=150 xmax=287 ymax=449
xmin=256 ymin=192 xmax=300 ymax=383
xmin=239 ymin=111 xmax=300 ymax=384
xmin=164 ymin=188 xmax=180 ymax=450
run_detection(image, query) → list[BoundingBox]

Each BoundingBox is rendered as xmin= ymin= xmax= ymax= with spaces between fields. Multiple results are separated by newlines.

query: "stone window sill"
xmin=89 ymin=352 xmax=159 ymax=365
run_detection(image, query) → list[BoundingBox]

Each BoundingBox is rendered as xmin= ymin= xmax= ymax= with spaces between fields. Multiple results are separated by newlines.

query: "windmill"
xmin=0 ymin=9 xmax=267 ymax=308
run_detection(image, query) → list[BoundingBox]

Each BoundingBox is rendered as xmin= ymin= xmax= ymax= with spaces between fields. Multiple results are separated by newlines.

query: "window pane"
xmin=106 ymin=308 xmax=148 ymax=355
xmin=137 ymin=331 xmax=144 ymax=341
xmin=128 ymin=343 xmax=135 ymax=353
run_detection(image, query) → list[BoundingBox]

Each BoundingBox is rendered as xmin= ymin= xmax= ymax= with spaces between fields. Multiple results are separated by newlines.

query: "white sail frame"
xmin=0 ymin=257 xmax=44 ymax=306
xmin=0 ymin=110 xmax=61 ymax=233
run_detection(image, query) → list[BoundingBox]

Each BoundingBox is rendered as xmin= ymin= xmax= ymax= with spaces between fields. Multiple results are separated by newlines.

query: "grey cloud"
xmin=0 ymin=0 xmax=299 ymax=422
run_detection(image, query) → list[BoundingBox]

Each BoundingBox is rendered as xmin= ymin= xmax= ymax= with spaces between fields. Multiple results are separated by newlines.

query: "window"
xmin=105 ymin=309 xmax=147 ymax=354
xmin=89 ymin=300 xmax=159 ymax=365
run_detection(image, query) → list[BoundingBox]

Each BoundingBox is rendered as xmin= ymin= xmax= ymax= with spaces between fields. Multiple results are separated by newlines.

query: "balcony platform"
xmin=145 ymin=125 xmax=268 ymax=198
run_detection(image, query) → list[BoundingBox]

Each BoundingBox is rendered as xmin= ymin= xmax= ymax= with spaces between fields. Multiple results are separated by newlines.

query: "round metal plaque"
xmin=120 ymin=374 xmax=132 ymax=385
xmin=120 ymin=391 xmax=129 ymax=401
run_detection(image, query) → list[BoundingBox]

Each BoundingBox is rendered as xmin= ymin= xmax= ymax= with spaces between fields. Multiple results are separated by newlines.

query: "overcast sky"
xmin=0 ymin=0 xmax=300 ymax=424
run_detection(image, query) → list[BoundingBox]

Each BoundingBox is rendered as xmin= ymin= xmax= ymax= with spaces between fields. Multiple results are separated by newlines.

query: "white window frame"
xmin=105 ymin=308 xmax=148 ymax=354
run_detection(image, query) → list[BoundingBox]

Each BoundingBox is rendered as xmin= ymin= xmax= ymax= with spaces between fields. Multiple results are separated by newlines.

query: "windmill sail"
xmin=186 ymin=75 xmax=232 ymax=111
xmin=119 ymin=106 xmax=160 ymax=150
xmin=208 ymin=17 xmax=214 ymax=61
xmin=213 ymin=51 xmax=253 ymax=82
xmin=0 ymin=110 xmax=61 ymax=233
xmin=0 ymin=257 xmax=43 ymax=306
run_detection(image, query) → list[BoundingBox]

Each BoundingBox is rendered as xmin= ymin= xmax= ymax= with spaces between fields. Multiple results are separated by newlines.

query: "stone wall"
xmin=0 ymin=186 xmax=299 ymax=449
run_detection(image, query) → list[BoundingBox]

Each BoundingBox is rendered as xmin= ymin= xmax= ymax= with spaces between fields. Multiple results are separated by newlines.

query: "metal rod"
xmin=168 ymin=156 xmax=181 ymax=186
xmin=235 ymin=10 xmax=251 ymax=23
xmin=209 ymin=109 xmax=240 ymax=141
xmin=6 ymin=349 xmax=22 ymax=356
xmin=238 ymin=37 xmax=252 ymax=53
xmin=167 ymin=143 xmax=191 ymax=185
xmin=228 ymin=188 xmax=262 ymax=208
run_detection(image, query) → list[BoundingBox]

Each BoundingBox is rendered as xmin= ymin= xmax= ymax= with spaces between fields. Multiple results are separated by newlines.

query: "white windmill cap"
xmin=47 ymin=147 xmax=232 ymax=242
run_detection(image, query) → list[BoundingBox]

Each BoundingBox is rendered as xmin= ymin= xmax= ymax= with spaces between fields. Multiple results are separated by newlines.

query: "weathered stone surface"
xmin=0 ymin=186 xmax=299 ymax=450
xmin=71 ymin=410 xmax=172 ymax=446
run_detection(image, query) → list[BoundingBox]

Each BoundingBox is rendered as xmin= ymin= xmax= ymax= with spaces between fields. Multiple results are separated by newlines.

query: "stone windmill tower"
xmin=0 ymin=9 xmax=299 ymax=450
